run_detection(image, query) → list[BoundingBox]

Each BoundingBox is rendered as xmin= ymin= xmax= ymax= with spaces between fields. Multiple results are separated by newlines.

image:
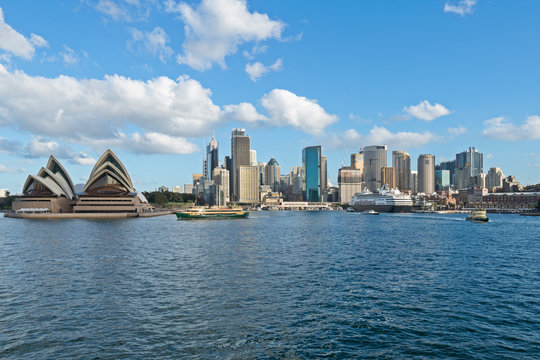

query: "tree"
xmin=0 ymin=196 xmax=14 ymax=211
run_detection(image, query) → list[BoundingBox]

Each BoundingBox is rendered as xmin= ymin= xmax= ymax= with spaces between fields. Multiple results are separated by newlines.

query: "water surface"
xmin=1 ymin=212 xmax=539 ymax=359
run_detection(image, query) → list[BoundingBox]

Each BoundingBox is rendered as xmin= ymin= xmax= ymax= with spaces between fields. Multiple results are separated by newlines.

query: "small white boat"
xmin=346 ymin=207 xmax=355 ymax=212
xmin=360 ymin=210 xmax=379 ymax=215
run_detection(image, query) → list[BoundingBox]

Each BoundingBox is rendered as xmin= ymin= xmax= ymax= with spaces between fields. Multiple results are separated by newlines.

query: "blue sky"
xmin=0 ymin=0 xmax=539 ymax=193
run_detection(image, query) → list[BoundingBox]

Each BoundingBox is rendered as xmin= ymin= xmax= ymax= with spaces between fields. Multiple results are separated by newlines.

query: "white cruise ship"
xmin=349 ymin=185 xmax=413 ymax=213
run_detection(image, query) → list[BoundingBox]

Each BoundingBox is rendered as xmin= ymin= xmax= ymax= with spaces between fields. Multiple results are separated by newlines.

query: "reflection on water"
xmin=1 ymin=212 xmax=539 ymax=359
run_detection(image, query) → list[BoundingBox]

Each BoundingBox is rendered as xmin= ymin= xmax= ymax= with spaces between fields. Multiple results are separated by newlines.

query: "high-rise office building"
xmin=258 ymin=162 xmax=266 ymax=185
xmin=486 ymin=167 xmax=505 ymax=190
xmin=302 ymin=146 xmax=322 ymax=202
xmin=338 ymin=167 xmax=363 ymax=203
xmin=392 ymin=150 xmax=410 ymax=192
xmin=351 ymin=152 xmax=364 ymax=171
xmin=435 ymin=160 xmax=456 ymax=187
xmin=237 ymin=165 xmax=259 ymax=203
xmin=321 ymin=155 xmax=328 ymax=195
xmin=410 ymin=171 xmax=418 ymax=194
xmin=456 ymin=147 xmax=483 ymax=190
xmin=192 ymin=173 xmax=203 ymax=183
xmin=363 ymin=145 xmax=387 ymax=192
xmin=435 ymin=170 xmax=450 ymax=191
xmin=418 ymin=154 xmax=435 ymax=194
xmin=265 ymin=158 xmax=281 ymax=192
xmin=206 ymin=136 xmax=219 ymax=180
xmin=212 ymin=167 xmax=230 ymax=205
xmin=231 ymin=128 xmax=250 ymax=201
xmin=381 ymin=167 xmax=396 ymax=189
xmin=250 ymin=150 xmax=257 ymax=166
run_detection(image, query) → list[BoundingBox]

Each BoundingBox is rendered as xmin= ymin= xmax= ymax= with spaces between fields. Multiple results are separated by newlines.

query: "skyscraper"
xmin=410 ymin=171 xmax=418 ymax=194
xmin=435 ymin=160 xmax=456 ymax=187
xmin=321 ymin=155 xmax=328 ymax=195
xmin=363 ymin=145 xmax=387 ymax=192
xmin=351 ymin=152 xmax=364 ymax=171
xmin=212 ymin=167 xmax=230 ymax=205
xmin=206 ymin=136 xmax=218 ymax=180
xmin=265 ymin=158 xmax=281 ymax=192
xmin=486 ymin=167 xmax=505 ymax=190
xmin=231 ymin=128 xmax=250 ymax=201
xmin=381 ymin=167 xmax=396 ymax=189
xmin=250 ymin=150 xmax=257 ymax=166
xmin=418 ymin=154 xmax=435 ymax=194
xmin=392 ymin=150 xmax=410 ymax=192
xmin=435 ymin=170 xmax=450 ymax=191
xmin=338 ymin=167 xmax=363 ymax=203
xmin=456 ymin=147 xmax=483 ymax=190
xmin=237 ymin=165 xmax=259 ymax=203
xmin=302 ymin=146 xmax=321 ymax=202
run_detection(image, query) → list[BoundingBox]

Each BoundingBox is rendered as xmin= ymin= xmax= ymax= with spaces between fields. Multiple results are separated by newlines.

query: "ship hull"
xmin=351 ymin=204 xmax=412 ymax=213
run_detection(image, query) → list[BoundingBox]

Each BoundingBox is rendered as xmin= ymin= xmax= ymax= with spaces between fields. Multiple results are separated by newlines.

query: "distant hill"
xmin=74 ymin=183 xmax=85 ymax=192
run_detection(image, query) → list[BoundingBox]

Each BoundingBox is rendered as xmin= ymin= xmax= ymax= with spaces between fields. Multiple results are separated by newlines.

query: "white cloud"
xmin=0 ymin=65 xmax=223 ymax=155
xmin=26 ymin=137 xmax=96 ymax=165
xmin=128 ymin=27 xmax=174 ymax=63
xmin=245 ymin=58 xmax=282 ymax=81
xmin=448 ymin=126 xmax=466 ymax=136
xmin=29 ymin=33 xmax=48 ymax=48
xmin=326 ymin=126 xmax=440 ymax=150
xmin=223 ymin=102 xmax=266 ymax=122
xmin=0 ymin=7 xmax=47 ymax=60
xmin=444 ymin=0 xmax=477 ymax=16
xmin=72 ymin=153 xmax=97 ymax=166
xmin=0 ymin=65 xmax=338 ymax=157
xmin=167 ymin=0 xmax=284 ymax=70
xmin=403 ymin=100 xmax=451 ymax=121
xmin=242 ymin=44 xmax=268 ymax=59
xmin=61 ymin=46 xmax=79 ymax=65
xmin=87 ymin=131 xmax=199 ymax=155
xmin=93 ymin=0 xmax=155 ymax=21
xmin=260 ymin=89 xmax=337 ymax=135
xmin=0 ymin=65 xmax=222 ymax=140
xmin=482 ymin=116 xmax=540 ymax=141
xmin=96 ymin=0 xmax=127 ymax=20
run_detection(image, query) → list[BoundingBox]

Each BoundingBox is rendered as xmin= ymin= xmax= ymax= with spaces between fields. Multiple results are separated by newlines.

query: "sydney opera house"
xmin=11 ymin=149 xmax=154 ymax=217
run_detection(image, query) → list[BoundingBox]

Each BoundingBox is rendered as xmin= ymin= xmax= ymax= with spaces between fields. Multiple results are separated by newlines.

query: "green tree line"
xmin=0 ymin=196 xmax=14 ymax=211
xmin=142 ymin=191 xmax=196 ymax=206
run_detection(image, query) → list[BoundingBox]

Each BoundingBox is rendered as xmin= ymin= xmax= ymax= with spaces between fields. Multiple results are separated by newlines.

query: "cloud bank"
xmin=166 ymin=0 xmax=284 ymax=70
xmin=0 ymin=65 xmax=338 ymax=156
xmin=482 ymin=116 xmax=540 ymax=141
xmin=326 ymin=127 xmax=440 ymax=150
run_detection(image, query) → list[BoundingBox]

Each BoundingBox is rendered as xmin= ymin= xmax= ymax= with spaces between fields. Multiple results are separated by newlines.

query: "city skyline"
xmin=1 ymin=1 xmax=540 ymax=193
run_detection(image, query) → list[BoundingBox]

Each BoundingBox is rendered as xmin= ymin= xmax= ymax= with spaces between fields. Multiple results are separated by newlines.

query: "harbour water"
xmin=1 ymin=212 xmax=539 ymax=359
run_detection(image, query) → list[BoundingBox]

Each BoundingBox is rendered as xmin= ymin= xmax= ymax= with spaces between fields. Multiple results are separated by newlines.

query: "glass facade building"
xmin=435 ymin=170 xmax=450 ymax=191
xmin=302 ymin=146 xmax=321 ymax=202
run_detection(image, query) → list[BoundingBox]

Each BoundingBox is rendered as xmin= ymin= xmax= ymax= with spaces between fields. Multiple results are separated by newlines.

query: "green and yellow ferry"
xmin=176 ymin=206 xmax=249 ymax=219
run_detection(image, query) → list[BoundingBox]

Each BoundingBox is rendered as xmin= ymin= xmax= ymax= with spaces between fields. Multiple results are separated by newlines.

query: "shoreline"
xmin=4 ymin=210 xmax=173 ymax=219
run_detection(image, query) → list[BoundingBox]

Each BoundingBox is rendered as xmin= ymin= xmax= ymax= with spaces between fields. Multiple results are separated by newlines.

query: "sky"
xmin=0 ymin=0 xmax=539 ymax=193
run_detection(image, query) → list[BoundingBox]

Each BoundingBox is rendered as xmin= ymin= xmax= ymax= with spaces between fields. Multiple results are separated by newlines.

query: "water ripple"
xmin=1 ymin=212 xmax=539 ymax=358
